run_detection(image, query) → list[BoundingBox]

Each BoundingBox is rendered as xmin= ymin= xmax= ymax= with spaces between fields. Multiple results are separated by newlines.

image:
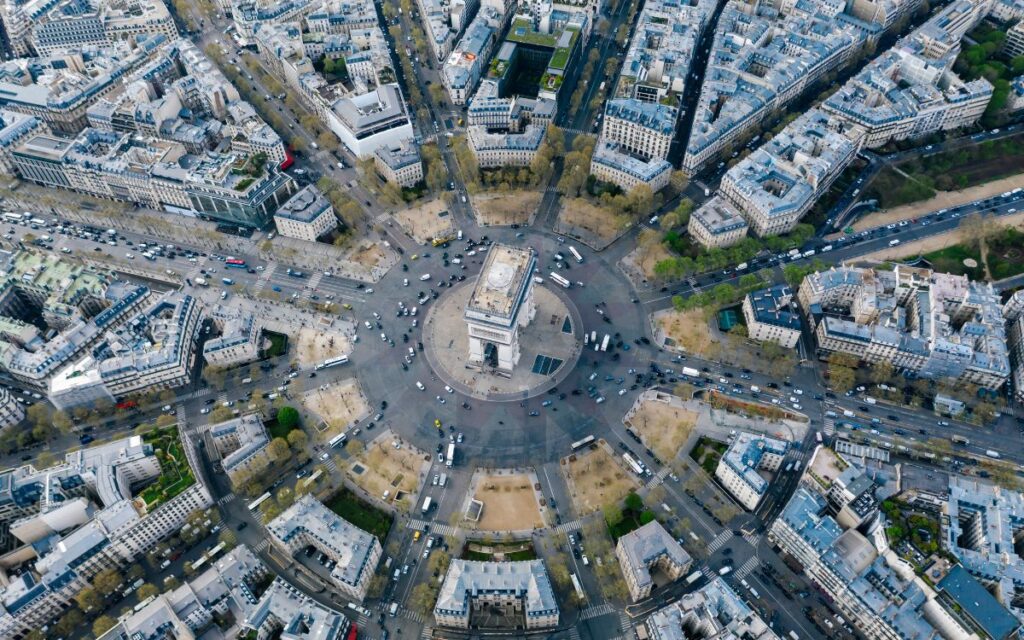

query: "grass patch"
xmin=263 ymin=331 xmax=288 ymax=358
xmin=507 ymin=549 xmax=538 ymax=561
xmin=690 ymin=436 xmax=728 ymax=476
xmin=267 ymin=419 xmax=297 ymax=440
xmin=324 ymin=486 xmax=393 ymax=542
xmin=864 ymin=167 xmax=936 ymax=209
xmin=921 ymin=244 xmax=985 ymax=280
xmin=918 ymin=227 xmax=1024 ymax=281
xmin=138 ymin=427 xmax=196 ymax=511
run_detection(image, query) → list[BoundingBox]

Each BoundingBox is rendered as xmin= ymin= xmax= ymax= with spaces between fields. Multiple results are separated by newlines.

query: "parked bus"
xmin=329 ymin=433 xmax=347 ymax=448
xmin=248 ymin=492 xmax=272 ymax=512
xmin=568 ymin=246 xmax=583 ymax=263
xmin=622 ymin=452 xmax=644 ymax=475
xmin=600 ymin=335 xmax=610 ymax=352
xmin=549 ymin=272 xmax=571 ymax=288
xmin=571 ymin=435 xmax=595 ymax=451
xmin=570 ymin=573 xmax=586 ymax=601
xmin=815 ymin=431 xmax=823 ymax=443
xmin=685 ymin=570 xmax=702 ymax=585
xmin=225 ymin=258 xmax=247 ymax=268
xmin=2 ymin=212 xmax=23 ymax=223
xmin=951 ymin=435 xmax=970 ymax=445
xmin=315 ymin=355 xmax=349 ymax=370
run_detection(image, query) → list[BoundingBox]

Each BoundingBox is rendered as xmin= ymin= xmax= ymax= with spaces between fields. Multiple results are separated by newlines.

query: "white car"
xmin=436 ymin=396 xmax=446 ymax=405
xmin=200 ymin=407 xmax=210 ymax=414
xmin=365 ymin=321 xmax=373 ymax=329
xmin=444 ymin=385 xmax=454 ymax=393
xmin=416 ymin=381 xmax=425 ymax=390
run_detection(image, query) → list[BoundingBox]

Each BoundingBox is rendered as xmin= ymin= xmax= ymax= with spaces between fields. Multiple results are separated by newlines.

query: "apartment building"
xmin=29 ymin=0 xmax=177 ymax=55
xmin=327 ymin=84 xmax=415 ymax=158
xmin=208 ymin=414 xmax=271 ymax=486
xmin=716 ymin=108 xmax=863 ymax=236
xmin=12 ymin=129 xmax=298 ymax=229
xmin=467 ymin=123 xmax=546 ymax=168
xmin=434 ymin=559 xmax=560 ymax=629
xmin=601 ymin=99 xmax=675 ymax=161
xmin=615 ymin=521 xmax=693 ymax=602
xmin=1003 ymin=290 xmax=1024 ymax=403
xmin=1005 ymin=20 xmax=1024 ymax=59
xmin=683 ymin=0 xmax=861 ymax=175
xmin=742 ymin=285 xmax=803 ymax=349
xmin=715 ymin=431 xmax=789 ymax=511
xmin=769 ymin=485 xmax=1009 ymax=640
xmin=824 ymin=0 xmax=993 ymax=148
xmin=442 ymin=8 xmax=500 ymax=105
xmin=799 ymin=265 xmax=1011 ymax=390
xmin=274 ymin=184 xmax=338 ymax=242
xmin=203 ymin=306 xmax=262 ymax=368
xmin=232 ymin=0 xmax=317 ymax=36
xmin=589 ymin=141 xmax=673 ymax=192
xmin=0 ymin=110 xmax=48 ymax=176
xmin=687 ymin=198 xmax=749 ymax=249
xmin=48 ymin=292 xmax=203 ymax=409
xmin=0 ymin=388 xmax=24 ymax=434
xmin=242 ymin=576 xmax=353 ymax=639
xmin=374 ymin=140 xmax=424 ymax=187
xmin=267 ymin=495 xmax=382 ymax=601
xmin=646 ymin=578 xmax=780 ymax=640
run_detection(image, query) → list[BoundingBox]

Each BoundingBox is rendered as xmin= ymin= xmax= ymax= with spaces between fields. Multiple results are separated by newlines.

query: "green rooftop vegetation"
xmin=507 ymin=19 xmax=558 ymax=48
xmin=138 ymin=426 xmax=196 ymax=512
xmin=489 ymin=58 xmax=509 ymax=78
xmin=541 ymin=72 xmax=564 ymax=91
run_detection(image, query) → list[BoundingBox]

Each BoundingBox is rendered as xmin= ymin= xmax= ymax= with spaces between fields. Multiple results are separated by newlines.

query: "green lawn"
xmin=920 ymin=244 xmax=984 ymax=280
xmin=139 ymin=427 xmax=196 ymax=510
xmin=263 ymin=331 xmax=288 ymax=358
xmin=919 ymin=227 xmax=1024 ymax=281
xmin=325 ymin=487 xmax=393 ymax=542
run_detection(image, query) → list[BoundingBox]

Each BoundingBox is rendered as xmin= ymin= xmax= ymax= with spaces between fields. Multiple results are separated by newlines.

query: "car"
xmin=444 ymin=385 xmax=454 ymax=393
xmin=437 ymin=452 xmax=444 ymax=462
xmin=432 ymin=474 xmax=439 ymax=485
xmin=457 ymin=432 xmax=463 ymax=443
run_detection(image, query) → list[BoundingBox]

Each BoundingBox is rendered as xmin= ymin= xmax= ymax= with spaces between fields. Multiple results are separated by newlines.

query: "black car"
xmin=887 ymin=414 xmax=899 ymax=422
xmin=237 ymin=522 xmax=248 ymax=531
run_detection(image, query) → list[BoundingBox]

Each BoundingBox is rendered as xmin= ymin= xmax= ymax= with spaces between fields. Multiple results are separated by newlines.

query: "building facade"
xmin=434 ymin=560 xmax=559 ymax=629
xmin=714 ymin=431 xmax=789 ymax=511
xmin=615 ymin=521 xmax=693 ymax=602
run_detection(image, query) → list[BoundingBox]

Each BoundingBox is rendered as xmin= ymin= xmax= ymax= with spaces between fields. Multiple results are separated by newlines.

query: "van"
xmin=750 ymin=385 xmax=760 ymax=393
xmin=889 ymin=239 xmax=901 ymax=246
xmin=843 ymin=409 xmax=855 ymax=417
xmin=457 ymin=230 xmax=463 ymax=240
xmin=419 ymin=273 xmax=431 ymax=281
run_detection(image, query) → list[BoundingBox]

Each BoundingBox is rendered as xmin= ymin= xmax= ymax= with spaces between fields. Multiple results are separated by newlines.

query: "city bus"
xmin=247 ymin=492 xmax=272 ymax=512
xmin=549 ymin=272 xmax=570 ymax=288
xmin=622 ymin=452 xmax=644 ymax=475
xmin=2 ymin=212 xmax=24 ymax=223
xmin=568 ymin=246 xmax=583 ymax=263
xmin=570 ymin=573 xmax=586 ymax=602
xmin=315 ymin=355 xmax=349 ymax=370
xmin=225 ymin=258 xmax=247 ymax=268
xmin=329 ymin=432 xmax=347 ymax=448
xmin=571 ymin=435 xmax=595 ymax=451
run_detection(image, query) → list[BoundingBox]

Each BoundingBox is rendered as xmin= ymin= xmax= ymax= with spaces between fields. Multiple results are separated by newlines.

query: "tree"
xmin=368 ymin=573 xmax=388 ymax=598
xmin=127 ymin=563 xmax=145 ymax=581
xmin=286 ymin=428 xmax=308 ymax=451
xmin=52 ymin=411 xmax=73 ymax=434
xmin=345 ymin=439 xmax=365 ymax=457
xmin=54 ymin=609 xmax=84 ymax=637
xmin=276 ymin=486 xmax=295 ymax=510
xmin=93 ymin=616 xmax=117 ymax=637
xmin=624 ymin=491 xmax=643 ymax=513
xmin=408 ymin=583 xmax=438 ymax=615
xmin=156 ymin=414 xmax=176 ymax=428
xmin=277 ymin=406 xmax=300 ymax=429
xmin=829 ymin=365 xmax=856 ymax=392
xmin=603 ymin=503 xmax=623 ymax=527
xmin=74 ymin=587 xmax=102 ymax=613
xmin=268 ymin=437 xmax=290 ymax=462
xmin=209 ymin=406 xmax=233 ymax=423
xmin=137 ymin=583 xmax=160 ymax=601
xmin=92 ymin=567 xmax=123 ymax=596
xmin=871 ymin=361 xmax=896 ymax=385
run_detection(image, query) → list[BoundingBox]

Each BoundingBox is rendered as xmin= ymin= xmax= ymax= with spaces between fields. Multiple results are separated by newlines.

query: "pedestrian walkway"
xmin=568 ymin=626 xmax=582 ymax=640
xmin=407 ymin=519 xmax=456 ymax=537
xmin=701 ymin=565 xmax=717 ymax=581
xmin=645 ymin=466 xmax=671 ymax=489
xmin=323 ymin=456 xmax=338 ymax=473
xmin=742 ymin=532 xmax=762 ymax=548
xmin=217 ymin=493 xmax=236 ymax=506
xmin=253 ymin=538 xmax=271 ymax=553
xmin=306 ymin=272 xmax=323 ymax=298
xmin=734 ymin=555 xmax=759 ymax=580
xmin=707 ymin=529 xmax=733 ymax=554
xmin=419 ymin=625 xmax=434 ymax=640
xmin=618 ymin=611 xmax=632 ymax=635
xmin=401 ymin=608 xmax=426 ymax=624
xmin=252 ymin=263 xmax=276 ymax=294
xmin=554 ymin=519 xmax=582 ymax=534
xmin=581 ymin=603 xmax=614 ymax=620
xmin=823 ymin=416 xmax=835 ymax=436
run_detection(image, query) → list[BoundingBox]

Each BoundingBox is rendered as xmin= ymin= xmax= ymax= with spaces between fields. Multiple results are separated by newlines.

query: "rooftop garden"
xmin=541 ymin=72 xmax=564 ymax=91
xmin=507 ymin=19 xmax=557 ymax=48
xmin=324 ymin=486 xmax=393 ymax=542
xmin=489 ymin=57 xmax=509 ymax=78
xmin=137 ymin=426 xmax=196 ymax=512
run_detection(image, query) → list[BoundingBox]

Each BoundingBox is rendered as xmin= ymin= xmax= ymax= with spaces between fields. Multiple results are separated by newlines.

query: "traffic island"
xmin=623 ymin=391 xmax=699 ymax=461
xmin=561 ymin=441 xmax=640 ymax=516
xmin=345 ymin=430 xmax=429 ymax=510
xmin=462 ymin=469 xmax=545 ymax=532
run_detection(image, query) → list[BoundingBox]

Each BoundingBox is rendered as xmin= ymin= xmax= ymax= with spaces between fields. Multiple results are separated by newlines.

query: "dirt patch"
xmin=625 ymin=400 xmax=698 ymax=461
xmin=350 ymin=242 xmax=387 ymax=268
xmin=473 ymin=190 xmax=542 ymax=226
xmin=849 ymin=174 xmax=1024 ymax=232
xmin=348 ymin=438 xmax=424 ymax=500
xmin=472 ymin=474 xmax=543 ymax=531
xmin=654 ymin=308 xmax=720 ymax=359
xmin=564 ymin=446 xmax=639 ymax=515
xmin=857 ymin=211 xmax=1024 ymax=264
xmin=555 ymin=198 xmax=632 ymax=249
xmin=295 ymin=327 xmax=351 ymax=368
xmin=623 ymin=229 xmax=674 ymax=282
xmin=302 ymin=378 xmax=368 ymax=432
xmin=393 ymin=199 xmax=455 ymax=244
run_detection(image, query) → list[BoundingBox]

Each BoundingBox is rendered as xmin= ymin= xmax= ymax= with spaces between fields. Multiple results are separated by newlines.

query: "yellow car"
xmin=434 ymin=419 xmax=442 ymax=428
xmin=411 ymin=254 xmax=419 ymax=260
xmin=413 ymin=530 xmax=421 ymax=541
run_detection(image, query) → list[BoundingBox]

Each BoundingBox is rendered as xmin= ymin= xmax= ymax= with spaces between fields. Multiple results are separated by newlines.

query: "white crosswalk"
xmin=251 ymin=263 xmax=276 ymax=294
xmin=707 ymin=529 xmax=733 ymax=554
xmin=253 ymin=538 xmax=271 ymax=553
xmin=743 ymin=532 xmax=762 ymax=548
xmin=618 ymin=611 xmax=632 ymax=635
xmin=700 ymin=566 xmax=717 ymax=581
xmin=419 ymin=625 xmax=433 ymax=640
xmin=406 ymin=519 xmax=456 ymax=537
xmin=323 ymin=455 xmax=338 ymax=473
xmin=217 ymin=493 xmax=236 ymax=506
xmin=555 ymin=519 xmax=582 ymax=534
xmin=581 ymin=603 xmax=614 ymax=620
xmin=568 ymin=626 xmax=582 ymax=640
xmin=733 ymin=555 xmax=759 ymax=580
xmin=401 ymin=608 xmax=426 ymax=624
xmin=644 ymin=466 xmax=671 ymax=489
xmin=305 ymin=272 xmax=323 ymax=298
xmin=823 ymin=416 xmax=835 ymax=436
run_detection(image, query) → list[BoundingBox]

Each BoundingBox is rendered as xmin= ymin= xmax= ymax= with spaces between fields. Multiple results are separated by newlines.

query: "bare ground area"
xmin=347 ymin=437 xmax=424 ymax=501
xmin=472 ymin=474 xmax=544 ymax=531
xmin=556 ymin=198 xmax=632 ymax=247
xmin=350 ymin=242 xmax=387 ymax=268
xmin=393 ymin=199 xmax=455 ymax=244
xmin=622 ymin=229 xmax=674 ymax=283
xmin=625 ymin=400 xmax=698 ymax=461
xmin=295 ymin=327 xmax=351 ymax=368
xmin=849 ymin=174 xmax=1024 ymax=232
xmin=473 ymin=191 xmax=542 ymax=226
xmin=563 ymin=446 xmax=639 ymax=515
xmin=857 ymin=211 xmax=1024 ymax=263
xmin=653 ymin=308 xmax=721 ymax=359
xmin=302 ymin=378 xmax=368 ymax=432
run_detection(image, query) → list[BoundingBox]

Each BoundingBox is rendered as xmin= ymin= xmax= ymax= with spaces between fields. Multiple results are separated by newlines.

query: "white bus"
xmin=571 ymin=435 xmax=595 ymax=451
xmin=685 ymin=570 xmax=702 ymax=585
xmin=329 ymin=433 xmax=347 ymax=448
xmin=2 ymin=212 xmax=23 ymax=223
xmin=600 ymin=335 xmax=610 ymax=352
xmin=248 ymin=492 xmax=272 ymax=512
xmin=315 ymin=355 xmax=349 ymax=370
xmin=568 ymin=246 xmax=583 ymax=263
xmin=622 ymin=452 xmax=644 ymax=475
xmin=570 ymin=573 xmax=586 ymax=601
xmin=549 ymin=272 xmax=571 ymax=288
